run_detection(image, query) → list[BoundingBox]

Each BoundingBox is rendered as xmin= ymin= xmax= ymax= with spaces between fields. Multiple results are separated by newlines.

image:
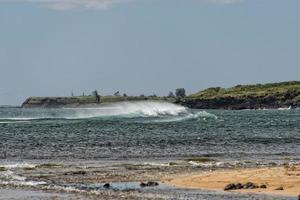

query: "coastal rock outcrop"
xmin=140 ymin=181 xmax=159 ymax=187
xmin=21 ymin=81 xmax=300 ymax=109
xmin=224 ymin=182 xmax=266 ymax=191
xmin=275 ymin=186 xmax=284 ymax=190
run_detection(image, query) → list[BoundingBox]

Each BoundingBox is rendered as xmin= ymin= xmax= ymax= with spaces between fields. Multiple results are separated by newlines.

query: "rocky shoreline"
xmin=180 ymin=96 xmax=299 ymax=110
xmin=1 ymin=159 xmax=297 ymax=200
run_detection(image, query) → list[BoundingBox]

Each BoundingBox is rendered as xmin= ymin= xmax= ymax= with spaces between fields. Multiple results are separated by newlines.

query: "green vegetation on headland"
xmin=21 ymin=81 xmax=300 ymax=109
xmin=22 ymin=95 xmax=176 ymax=108
xmin=183 ymin=81 xmax=300 ymax=109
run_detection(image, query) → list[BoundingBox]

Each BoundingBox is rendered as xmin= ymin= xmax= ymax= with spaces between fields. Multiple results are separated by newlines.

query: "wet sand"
xmin=165 ymin=165 xmax=300 ymax=197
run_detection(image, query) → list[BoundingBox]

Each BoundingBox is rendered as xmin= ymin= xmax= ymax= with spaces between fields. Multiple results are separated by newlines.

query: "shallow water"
xmin=0 ymin=102 xmax=299 ymax=199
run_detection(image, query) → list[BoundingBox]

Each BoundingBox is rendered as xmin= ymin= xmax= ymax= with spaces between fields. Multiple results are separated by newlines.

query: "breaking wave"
xmin=0 ymin=101 xmax=217 ymax=122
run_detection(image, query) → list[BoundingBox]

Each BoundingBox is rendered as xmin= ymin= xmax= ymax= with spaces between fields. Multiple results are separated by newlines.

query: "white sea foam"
xmin=0 ymin=170 xmax=26 ymax=181
xmin=152 ymin=110 xmax=217 ymax=123
xmin=0 ymin=163 xmax=37 ymax=169
xmin=188 ymin=160 xmax=254 ymax=168
xmin=0 ymin=167 xmax=46 ymax=187
xmin=143 ymin=162 xmax=170 ymax=167
xmin=278 ymin=106 xmax=292 ymax=110
xmin=66 ymin=101 xmax=188 ymax=119
xmin=0 ymin=101 xmax=217 ymax=121
xmin=0 ymin=180 xmax=46 ymax=186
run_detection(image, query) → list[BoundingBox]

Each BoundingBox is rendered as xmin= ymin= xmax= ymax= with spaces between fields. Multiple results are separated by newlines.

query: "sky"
xmin=0 ymin=0 xmax=300 ymax=105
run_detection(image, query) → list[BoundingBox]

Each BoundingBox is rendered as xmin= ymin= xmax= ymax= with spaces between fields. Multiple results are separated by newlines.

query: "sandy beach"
xmin=165 ymin=165 xmax=300 ymax=197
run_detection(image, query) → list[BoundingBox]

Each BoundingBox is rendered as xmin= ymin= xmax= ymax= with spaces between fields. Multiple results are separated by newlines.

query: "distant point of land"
xmin=22 ymin=81 xmax=300 ymax=109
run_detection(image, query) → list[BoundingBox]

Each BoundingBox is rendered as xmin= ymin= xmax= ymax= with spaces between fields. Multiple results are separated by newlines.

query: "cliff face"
xmin=182 ymin=95 xmax=300 ymax=109
xmin=182 ymin=81 xmax=300 ymax=109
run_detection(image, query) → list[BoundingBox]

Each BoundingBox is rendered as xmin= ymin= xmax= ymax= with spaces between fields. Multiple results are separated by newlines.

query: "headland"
xmin=21 ymin=81 xmax=300 ymax=109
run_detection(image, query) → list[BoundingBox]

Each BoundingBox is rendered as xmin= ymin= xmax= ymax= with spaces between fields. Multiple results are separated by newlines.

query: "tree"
xmin=114 ymin=91 xmax=120 ymax=96
xmin=92 ymin=90 xmax=101 ymax=104
xmin=123 ymin=93 xmax=127 ymax=97
xmin=175 ymin=88 xmax=186 ymax=98
xmin=168 ymin=91 xmax=175 ymax=98
xmin=92 ymin=90 xmax=98 ymax=97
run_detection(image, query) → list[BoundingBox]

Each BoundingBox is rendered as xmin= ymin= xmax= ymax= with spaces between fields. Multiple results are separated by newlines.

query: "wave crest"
xmin=0 ymin=101 xmax=217 ymax=122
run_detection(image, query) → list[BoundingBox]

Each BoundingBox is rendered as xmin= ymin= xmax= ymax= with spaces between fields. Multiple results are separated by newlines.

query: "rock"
xmin=235 ymin=183 xmax=243 ymax=189
xmin=147 ymin=181 xmax=159 ymax=186
xmin=64 ymin=170 xmax=86 ymax=175
xmin=140 ymin=181 xmax=159 ymax=187
xmin=243 ymin=182 xmax=258 ymax=189
xmin=275 ymin=186 xmax=284 ymax=190
xmin=260 ymin=184 xmax=267 ymax=189
xmin=224 ymin=183 xmax=237 ymax=191
xmin=103 ymin=183 xmax=110 ymax=188
xmin=298 ymin=195 xmax=300 ymax=200
xmin=140 ymin=182 xmax=147 ymax=187
xmin=225 ymin=182 xmax=262 ymax=191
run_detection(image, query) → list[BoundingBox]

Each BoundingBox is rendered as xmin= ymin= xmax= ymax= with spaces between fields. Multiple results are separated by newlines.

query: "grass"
xmin=24 ymin=95 xmax=176 ymax=106
xmin=23 ymin=81 xmax=299 ymax=106
xmin=188 ymin=81 xmax=300 ymax=100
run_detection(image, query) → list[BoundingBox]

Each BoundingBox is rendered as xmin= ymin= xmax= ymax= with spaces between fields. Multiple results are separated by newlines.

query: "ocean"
xmin=0 ymin=101 xmax=299 ymax=199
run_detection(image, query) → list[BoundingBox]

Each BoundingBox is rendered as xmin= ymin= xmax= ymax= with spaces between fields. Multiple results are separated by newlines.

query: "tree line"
xmin=71 ymin=88 xmax=186 ymax=104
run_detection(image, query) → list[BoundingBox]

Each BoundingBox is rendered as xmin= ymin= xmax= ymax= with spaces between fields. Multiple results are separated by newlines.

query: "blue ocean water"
xmin=0 ymin=101 xmax=299 ymax=199
xmin=0 ymin=101 xmax=299 ymax=163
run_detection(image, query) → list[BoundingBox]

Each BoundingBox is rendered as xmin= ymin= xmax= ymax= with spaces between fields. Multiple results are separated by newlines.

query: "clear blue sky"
xmin=0 ymin=0 xmax=300 ymax=105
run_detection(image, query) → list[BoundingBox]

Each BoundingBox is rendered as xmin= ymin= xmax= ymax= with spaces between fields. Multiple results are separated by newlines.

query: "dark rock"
xmin=140 ymin=181 xmax=159 ymax=187
xmin=275 ymin=186 xmax=284 ymax=190
xmin=140 ymin=182 xmax=147 ymax=187
xmin=243 ymin=182 xmax=258 ymax=189
xmin=260 ymin=184 xmax=267 ymax=189
xmin=72 ymin=170 xmax=86 ymax=175
xmin=64 ymin=170 xmax=86 ymax=175
xmin=235 ymin=183 xmax=243 ymax=189
xmin=103 ymin=183 xmax=110 ymax=188
xmin=224 ymin=183 xmax=237 ymax=191
xmin=147 ymin=181 xmax=159 ymax=186
xmin=225 ymin=182 xmax=263 ymax=191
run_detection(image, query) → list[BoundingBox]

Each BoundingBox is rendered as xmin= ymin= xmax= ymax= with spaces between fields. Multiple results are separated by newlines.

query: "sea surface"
xmin=0 ymin=101 xmax=299 ymax=199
